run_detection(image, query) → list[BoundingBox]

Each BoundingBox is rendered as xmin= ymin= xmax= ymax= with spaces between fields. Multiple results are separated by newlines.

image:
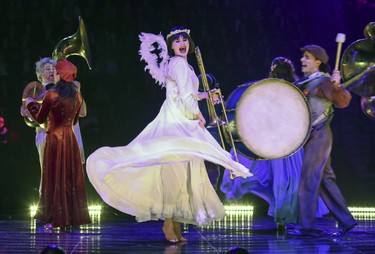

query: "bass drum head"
xmin=236 ymin=78 xmax=311 ymax=159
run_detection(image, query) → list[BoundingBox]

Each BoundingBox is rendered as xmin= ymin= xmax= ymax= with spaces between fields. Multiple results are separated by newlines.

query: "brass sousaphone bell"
xmin=52 ymin=16 xmax=92 ymax=69
xmin=21 ymin=16 xmax=92 ymax=128
xmin=341 ymin=22 xmax=375 ymax=119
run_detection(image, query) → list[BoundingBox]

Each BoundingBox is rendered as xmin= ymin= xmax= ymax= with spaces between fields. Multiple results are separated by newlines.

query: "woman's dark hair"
xmin=269 ymin=57 xmax=299 ymax=83
xmin=166 ymin=26 xmax=195 ymax=56
xmin=52 ymin=80 xmax=78 ymax=104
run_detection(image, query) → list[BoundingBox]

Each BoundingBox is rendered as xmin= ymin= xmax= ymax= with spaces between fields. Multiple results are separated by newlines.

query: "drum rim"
xmin=224 ymin=82 xmax=254 ymax=111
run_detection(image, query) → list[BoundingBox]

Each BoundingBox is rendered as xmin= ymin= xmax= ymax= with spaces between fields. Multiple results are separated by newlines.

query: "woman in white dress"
xmin=86 ymin=26 xmax=251 ymax=242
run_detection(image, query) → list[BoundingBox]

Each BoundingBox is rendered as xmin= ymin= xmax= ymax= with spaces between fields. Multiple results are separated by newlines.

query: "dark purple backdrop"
xmin=0 ymin=0 xmax=374 ymax=215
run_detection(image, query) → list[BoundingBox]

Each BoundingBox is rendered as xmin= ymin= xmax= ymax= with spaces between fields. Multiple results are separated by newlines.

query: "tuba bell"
xmin=52 ymin=16 xmax=92 ymax=69
xmin=341 ymin=22 xmax=375 ymax=119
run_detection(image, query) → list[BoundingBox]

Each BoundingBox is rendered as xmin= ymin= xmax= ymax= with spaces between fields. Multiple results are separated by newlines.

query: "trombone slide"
xmin=194 ymin=46 xmax=241 ymax=179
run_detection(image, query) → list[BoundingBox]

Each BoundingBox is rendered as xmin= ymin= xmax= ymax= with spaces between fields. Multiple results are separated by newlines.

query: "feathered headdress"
xmin=139 ymin=32 xmax=169 ymax=87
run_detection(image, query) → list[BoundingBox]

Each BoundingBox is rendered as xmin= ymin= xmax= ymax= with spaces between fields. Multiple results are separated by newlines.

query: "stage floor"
xmin=1 ymin=206 xmax=375 ymax=254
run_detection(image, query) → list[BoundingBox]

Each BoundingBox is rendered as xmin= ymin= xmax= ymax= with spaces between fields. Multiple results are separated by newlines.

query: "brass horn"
xmin=195 ymin=46 xmax=240 ymax=179
xmin=361 ymin=96 xmax=375 ymax=119
xmin=195 ymin=47 xmax=225 ymax=129
xmin=52 ymin=16 xmax=92 ymax=69
xmin=341 ymin=22 xmax=375 ymax=119
xmin=341 ymin=38 xmax=375 ymax=97
xmin=364 ymin=22 xmax=375 ymax=39
xmin=20 ymin=81 xmax=47 ymax=128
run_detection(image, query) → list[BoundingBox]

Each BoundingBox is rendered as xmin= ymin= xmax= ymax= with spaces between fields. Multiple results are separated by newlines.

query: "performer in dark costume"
xmin=288 ymin=44 xmax=356 ymax=237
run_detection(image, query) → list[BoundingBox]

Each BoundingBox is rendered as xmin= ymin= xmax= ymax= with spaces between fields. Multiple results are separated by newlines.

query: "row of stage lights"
xmin=28 ymin=204 xmax=375 ymax=233
xmin=29 ymin=204 xmax=102 ymax=218
xmin=29 ymin=204 xmax=375 ymax=218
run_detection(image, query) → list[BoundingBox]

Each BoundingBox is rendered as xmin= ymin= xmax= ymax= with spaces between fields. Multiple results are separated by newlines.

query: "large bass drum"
xmin=222 ymin=78 xmax=311 ymax=160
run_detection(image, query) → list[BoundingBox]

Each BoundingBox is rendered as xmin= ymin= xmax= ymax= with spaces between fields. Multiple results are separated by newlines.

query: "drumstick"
xmin=335 ymin=33 xmax=346 ymax=70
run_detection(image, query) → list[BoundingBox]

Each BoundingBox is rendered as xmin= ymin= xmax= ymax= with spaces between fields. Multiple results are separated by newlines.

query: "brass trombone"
xmin=195 ymin=46 xmax=240 ymax=179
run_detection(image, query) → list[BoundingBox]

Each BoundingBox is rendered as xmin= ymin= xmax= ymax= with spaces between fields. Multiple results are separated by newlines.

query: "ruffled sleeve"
xmin=168 ymin=57 xmax=200 ymax=115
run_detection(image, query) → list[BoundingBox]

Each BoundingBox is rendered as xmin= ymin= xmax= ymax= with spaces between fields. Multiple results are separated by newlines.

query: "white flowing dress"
xmin=86 ymin=56 xmax=251 ymax=226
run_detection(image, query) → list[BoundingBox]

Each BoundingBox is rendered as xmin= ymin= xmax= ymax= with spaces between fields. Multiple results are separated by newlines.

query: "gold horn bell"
xmin=52 ymin=16 xmax=92 ymax=69
xmin=20 ymin=81 xmax=46 ymax=128
xmin=341 ymin=22 xmax=375 ymax=119
xmin=361 ymin=96 xmax=375 ymax=119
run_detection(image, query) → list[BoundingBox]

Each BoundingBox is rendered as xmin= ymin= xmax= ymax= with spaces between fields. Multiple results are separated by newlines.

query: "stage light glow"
xmin=224 ymin=205 xmax=254 ymax=212
xmin=221 ymin=205 xmax=375 ymax=215
xmin=29 ymin=204 xmax=102 ymax=217
xmin=29 ymin=205 xmax=38 ymax=217
xmin=349 ymin=207 xmax=375 ymax=212
xmin=28 ymin=204 xmax=375 ymax=229
xmin=88 ymin=205 xmax=102 ymax=215
xmin=29 ymin=204 xmax=102 ymax=232
xmin=349 ymin=207 xmax=375 ymax=219
xmin=199 ymin=205 xmax=254 ymax=230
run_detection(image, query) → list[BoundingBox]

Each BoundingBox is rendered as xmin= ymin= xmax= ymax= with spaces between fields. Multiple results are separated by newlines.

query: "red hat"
xmin=56 ymin=59 xmax=77 ymax=83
